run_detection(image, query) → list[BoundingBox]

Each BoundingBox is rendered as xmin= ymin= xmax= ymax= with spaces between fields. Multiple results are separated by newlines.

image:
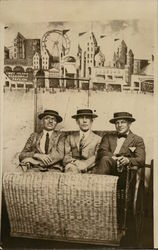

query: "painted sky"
xmin=4 ymin=19 xmax=154 ymax=63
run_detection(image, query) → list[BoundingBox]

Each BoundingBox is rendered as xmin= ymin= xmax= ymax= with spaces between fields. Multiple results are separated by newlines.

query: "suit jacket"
xmin=19 ymin=131 xmax=65 ymax=166
xmin=97 ymin=131 xmax=146 ymax=168
xmin=63 ymin=131 xmax=101 ymax=169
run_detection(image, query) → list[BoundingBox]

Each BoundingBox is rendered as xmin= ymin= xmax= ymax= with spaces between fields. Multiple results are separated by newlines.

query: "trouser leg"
xmin=92 ymin=156 xmax=117 ymax=175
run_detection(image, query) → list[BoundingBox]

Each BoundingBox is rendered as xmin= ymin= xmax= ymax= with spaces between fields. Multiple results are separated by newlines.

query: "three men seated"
xmin=19 ymin=109 xmax=146 ymax=174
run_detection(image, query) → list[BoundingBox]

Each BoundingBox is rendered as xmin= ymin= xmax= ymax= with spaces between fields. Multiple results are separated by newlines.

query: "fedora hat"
xmin=38 ymin=110 xmax=63 ymax=123
xmin=109 ymin=112 xmax=135 ymax=124
xmin=72 ymin=109 xmax=98 ymax=119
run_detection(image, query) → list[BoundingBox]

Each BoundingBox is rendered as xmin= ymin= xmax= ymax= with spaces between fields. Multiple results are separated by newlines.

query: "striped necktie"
xmin=45 ymin=132 xmax=49 ymax=154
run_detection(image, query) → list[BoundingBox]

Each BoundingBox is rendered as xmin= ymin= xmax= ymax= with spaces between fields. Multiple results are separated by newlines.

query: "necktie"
xmin=79 ymin=134 xmax=85 ymax=159
xmin=45 ymin=132 xmax=49 ymax=154
xmin=117 ymin=133 xmax=127 ymax=139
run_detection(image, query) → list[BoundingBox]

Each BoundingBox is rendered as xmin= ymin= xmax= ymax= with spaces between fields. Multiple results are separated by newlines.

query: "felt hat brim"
xmin=38 ymin=112 xmax=63 ymax=123
xmin=109 ymin=116 xmax=135 ymax=124
xmin=72 ymin=113 xmax=98 ymax=119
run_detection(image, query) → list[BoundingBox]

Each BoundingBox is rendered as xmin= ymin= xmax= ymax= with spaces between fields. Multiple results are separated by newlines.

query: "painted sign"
xmin=6 ymin=72 xmax=29 ymax=82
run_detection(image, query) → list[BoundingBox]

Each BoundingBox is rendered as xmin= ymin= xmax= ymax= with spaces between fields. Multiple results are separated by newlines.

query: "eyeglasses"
xmin=44 ymin=116 xmax=57 ymax=122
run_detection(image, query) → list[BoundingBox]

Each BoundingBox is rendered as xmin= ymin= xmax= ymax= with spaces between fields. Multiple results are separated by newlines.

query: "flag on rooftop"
xmin=114 ymin=38 xmax=120 ymax=42
xmin=62 ymin=29 xmax=70 ymax=35
xmin=79 ymin=32 xmax=87 ymax=36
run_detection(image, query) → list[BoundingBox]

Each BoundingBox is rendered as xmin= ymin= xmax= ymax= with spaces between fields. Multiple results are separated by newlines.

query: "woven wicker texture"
xmin=3 ymin=172 xmax=119 ymax=245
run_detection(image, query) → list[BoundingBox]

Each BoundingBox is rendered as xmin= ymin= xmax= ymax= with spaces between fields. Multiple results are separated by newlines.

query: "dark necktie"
xmin=79 ymin=134 xmax=85 ymax=159
xmin=117 ymin=133 xmax=127 ymax=139
xmin=45 ymin=132 xmax=49 ymax=154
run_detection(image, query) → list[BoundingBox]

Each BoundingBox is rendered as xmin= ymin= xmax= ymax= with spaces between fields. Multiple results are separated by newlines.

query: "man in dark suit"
xmin=63 ymin=109 xmax=101 ymax=173
xmin=93 ymin=112 xmax=146 ymax=175
xmin=19 ymin=109 xmax=65 ymax=171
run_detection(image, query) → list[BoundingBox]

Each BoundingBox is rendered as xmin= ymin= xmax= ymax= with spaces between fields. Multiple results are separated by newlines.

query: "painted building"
xmin=92 ymin=66 xmax=125 ymax=91
xmin=131 ymin=55 xmax=154 ymax=93
xmin=4 ymin=32 xmax=40 ymax=69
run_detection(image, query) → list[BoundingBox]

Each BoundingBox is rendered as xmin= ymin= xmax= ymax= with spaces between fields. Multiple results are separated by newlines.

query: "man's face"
xmin=42 ymin=115 xmax=57 ymax=131
xmin=115 ymin=119 xmax=131 ymax=134
xmin=76 ymin=115 xmax=93 ymax=132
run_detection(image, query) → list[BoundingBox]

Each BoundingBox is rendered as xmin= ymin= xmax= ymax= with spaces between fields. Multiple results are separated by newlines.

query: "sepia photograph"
xmin=0 ymin=0 xmax=157 ymax=249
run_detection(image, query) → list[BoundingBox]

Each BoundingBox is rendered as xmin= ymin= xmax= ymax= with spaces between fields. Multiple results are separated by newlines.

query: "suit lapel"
xmin=48 ymin=131 xmax=59 ymax=153
xmin=119 ymin=131 xmax=135 ymax=155
xmin=81 ymin=131 xmax=95 ymax=149
xmin=36 ymin=132 xmax=43 ymax=153
xmin=110 ymin=135 xmax=117 ymax=153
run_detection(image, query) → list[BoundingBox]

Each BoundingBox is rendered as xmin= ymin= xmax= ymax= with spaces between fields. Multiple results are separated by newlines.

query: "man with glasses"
xmin=19 ymin=109 xmax=65 ymax=171
xmin=63 ymin=109 xmax=101 ymax=173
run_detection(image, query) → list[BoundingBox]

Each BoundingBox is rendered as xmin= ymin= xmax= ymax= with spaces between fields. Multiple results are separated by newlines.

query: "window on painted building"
xmin=115 ymin=75 xmax=123 ymax=79
xmin=87 ymin=47 xmax=89 ymax=51
xmin=87 ymin=42 xmax=89 ymax=46
xmin=107 ymin=75 xmax=113 ymax=80
xmin=87 ymin=54 xmax=89 ymax=58
xmin=87 ymin=60 xmax=89 ymax=63
xmin=134 ymin=82 xmax=139 ymax=87
xmin=5 ymin=81 xmax=9 ymax=87
xmin=88 ymin=67 xmax=91 ymax=75
xmin=91 ymin=47 xmax=93 ymax=51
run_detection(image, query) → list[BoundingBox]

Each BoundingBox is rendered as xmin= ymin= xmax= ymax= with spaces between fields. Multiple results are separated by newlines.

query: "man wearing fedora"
xmin=19 ymin=109 xmax=65 ymax=171
xmin=63 ymin=109 xmax=101 ymax=173
xmin=93 ymin=112 xmax=146 ymax=175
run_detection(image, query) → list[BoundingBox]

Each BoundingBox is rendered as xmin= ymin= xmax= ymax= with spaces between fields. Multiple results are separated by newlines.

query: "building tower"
xmin=13 ymin=32 xmax=26 ymax=59
xmin=118 ymin=40 xmax=127 ymax=68
xmin=127 ymin=49 xmax=134 ymax=75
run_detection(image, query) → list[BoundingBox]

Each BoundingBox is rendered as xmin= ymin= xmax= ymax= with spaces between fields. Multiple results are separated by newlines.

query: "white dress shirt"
xmin=113 ymin=132 xmax=129 ymax=155
xmin=40 ymin=130 xmax=53 ymax=153
xmin=113 ymin=137 xmax=126 ymax=155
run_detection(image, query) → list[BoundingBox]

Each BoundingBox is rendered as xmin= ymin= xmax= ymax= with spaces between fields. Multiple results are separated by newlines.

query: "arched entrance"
xmin=4 ymin=66 xmax=12 ymax=72
xmin=13 ymin=66 xmax=24 ymax=72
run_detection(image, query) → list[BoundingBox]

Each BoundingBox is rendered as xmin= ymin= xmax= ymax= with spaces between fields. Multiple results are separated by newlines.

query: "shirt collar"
xmin=43 ymin=130 xmax=54 ymax=137
xmin=79 ymin=129 xmax=91 ymax=139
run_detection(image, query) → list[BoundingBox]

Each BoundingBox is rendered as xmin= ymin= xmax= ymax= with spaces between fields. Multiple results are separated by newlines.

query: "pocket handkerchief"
xmin=129 ymin=146 xmax=136 ymax=152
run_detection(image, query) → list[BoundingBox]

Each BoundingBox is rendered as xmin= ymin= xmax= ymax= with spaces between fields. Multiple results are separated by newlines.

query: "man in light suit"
xmin=93 ymin=112 xmax=146 ymax=175
xmin=63 ymin=109 xmax=101 ymax=173
xmin=19 ymin=109 xmax=65 ymax=171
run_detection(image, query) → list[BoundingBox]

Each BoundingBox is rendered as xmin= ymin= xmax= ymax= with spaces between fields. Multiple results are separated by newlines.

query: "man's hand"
xmin=34 ymin=153 xmax=52 ymax=166
xmin=117 ymin=156 xmax=129 ymax=166
xmin=75 ymin=160 xmax=87 ymax=172
xmin=112 ymin=155 xmax=118 ymax=161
